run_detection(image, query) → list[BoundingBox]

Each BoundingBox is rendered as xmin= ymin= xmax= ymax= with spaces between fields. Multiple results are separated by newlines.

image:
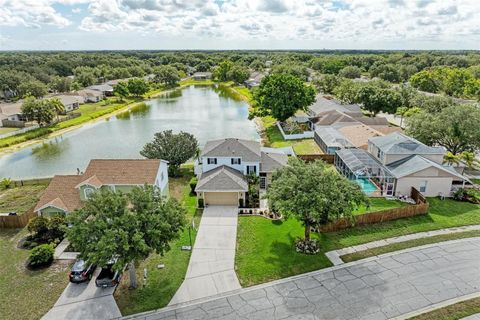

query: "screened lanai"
xmin=335 ymin=148 xmax=396 ymax=196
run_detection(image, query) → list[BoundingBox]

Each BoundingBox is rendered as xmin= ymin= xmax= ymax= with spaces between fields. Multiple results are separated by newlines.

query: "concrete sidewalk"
xmin=169 ymin=206 xmax=241 ymax=305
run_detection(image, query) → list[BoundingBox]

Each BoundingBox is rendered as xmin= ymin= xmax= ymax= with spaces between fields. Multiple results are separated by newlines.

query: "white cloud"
xmin=0 ymin=0 xmax=479 ymax=49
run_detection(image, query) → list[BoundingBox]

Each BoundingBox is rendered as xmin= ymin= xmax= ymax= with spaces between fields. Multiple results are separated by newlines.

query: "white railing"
xmin=0 ymin=124 xmax=40 ymax=139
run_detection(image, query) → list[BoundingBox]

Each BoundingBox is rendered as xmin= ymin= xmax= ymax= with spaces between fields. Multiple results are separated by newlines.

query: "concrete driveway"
xmin=169 ymin=205 xmax=241 ymax=305
xmin=42 ymin=267 xmax=121 ymax=320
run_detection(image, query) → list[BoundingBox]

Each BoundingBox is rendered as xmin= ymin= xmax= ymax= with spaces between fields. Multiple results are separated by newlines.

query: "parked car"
xmin=69 ymin=259 xmax=96 ymax=283
xmin=95 ymin=260 xmax=122 ymax=288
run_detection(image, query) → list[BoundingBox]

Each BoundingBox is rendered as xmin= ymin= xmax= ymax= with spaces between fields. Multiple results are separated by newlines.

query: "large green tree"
xmin=215 ymin=60 xmax=234 ymax=82
xmin=67 ymin=186 xmax=186 ymax=288
xmin=140 ymin=130 xmax=198 ymax=176
xmin=338 ymin=66 xmax=362 ymax=79
xmin=21 ymin=97 xmax=56 ymax=126
xmin=127 ymin=78 xmax=150 ymax=97
xmin=253 ymin=73 xmax=315 ymax=122
xmin=153 ymin=65 xmax=181 ymax=86
xmin=406 ymin=104 xmax=480 ymax=155
xmin=265 ymin=158 xmax=367 ymax=252
xmin=18 ymin=80 xmax=48 ymax=98
xmin=227 ymin=65 xmax=250 ymax=84
xmin=113 ymin=81 xmax=129 ymax=101
xmin=356 ymin=84 xmax=402 ymax=116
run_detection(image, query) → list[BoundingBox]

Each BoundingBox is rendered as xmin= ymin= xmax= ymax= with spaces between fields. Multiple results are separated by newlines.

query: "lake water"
xmin=0 ymin=85 xmax=260 ymax=179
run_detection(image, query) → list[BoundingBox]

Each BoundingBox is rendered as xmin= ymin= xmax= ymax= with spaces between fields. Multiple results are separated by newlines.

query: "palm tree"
xmin=48 ymin=98 xmax=65 ymax=122
xmin=460 ymin=152 xmax=480 ymax=170
xmin=443 ymin=152 xmax=460 ymax=166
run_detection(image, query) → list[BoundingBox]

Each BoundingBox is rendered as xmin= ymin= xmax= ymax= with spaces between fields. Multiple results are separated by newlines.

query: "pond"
xmin=0 ymin=85 xmax=260 ymax=179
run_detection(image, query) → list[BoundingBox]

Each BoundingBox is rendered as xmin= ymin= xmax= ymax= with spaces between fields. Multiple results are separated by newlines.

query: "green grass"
xmin=235 ymin=198 xmax=480 ymax=286
xmin=260 ymin=116 xmax=322 ymax=155
xmin=0 ymin=228 xmax=71 ymax=320
xmin=353 ymin=198 xmax=406 ymax=215
xmin=0 ymin=127 xmax=19 ymax=134
xmin=472 ymin=178 xmax=480 ymax=185
xmin=408 ymin=297 xmax=480 ymax=320
xmin=0 ymin=184 xmax=48 ymax=215
xmin=114 ymin=167 xmax=202 ymax=316
xmin=341 ymin=230 xmax=480 ymax=262
xmin=179 ymin=79 xmax=215 ymax=86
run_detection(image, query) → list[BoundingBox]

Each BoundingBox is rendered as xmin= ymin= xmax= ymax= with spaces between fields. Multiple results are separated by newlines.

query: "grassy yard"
xmin=0 ymin=127 xmax=19 ymax=135
xmin=0 ymin=184 xmax=48 ymax=215
xmin=0 ymin=228 xmax=71 ymax=320
xmin=341 ymin=229 xmax=480 ymax=262
xmin=114 ymin=167 xmax=202 ymax=316
xmin=353 ymin=198 xmax=406 ymax=215
xmin=409 ymin=297 xmax=480 ymax=320
xmin=235 ymin=198 xmax=480 ymax=286
xmin=260 ymin=116 xmax=322 ymax=155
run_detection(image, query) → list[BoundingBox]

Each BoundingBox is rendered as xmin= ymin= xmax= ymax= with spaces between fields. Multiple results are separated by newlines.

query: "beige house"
xmin=194 ymin=138 xmax=291 ymax=206
xmin=34 ymin=159 xmax=169 ymax=216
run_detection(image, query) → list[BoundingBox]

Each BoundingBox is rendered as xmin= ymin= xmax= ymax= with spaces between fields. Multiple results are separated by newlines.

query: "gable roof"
xmin=308 ymin=95 xmax=361 ymax=115
xmin=369 ymin=132 xmax=445 ymax=155
xmin=315 ymin=127 xmax=354 ymax=149
xmin=195 ymin=165 xmax=248 ymax=192
xmin=260 ymin=151 xmax=288 ymax=172
xmin=310 ymin=110 xmax=359 ymax=126
xmin=386 ymin=155 xmax=468 ymax=180
xmin=76 ymin=89 xmax=104 ymax=97
xmin=34 ymin=175 xmax=84 ymax=213
xmin=355 ymin=117 xmax=390 ymax=126
xmin=201 ymin=138 xmax=261 ymax=162
xmin=87 ymin=84 xmax=113 ymax=92
xmin=76 ymin=159 xmax=164 ymax=188
xmin=337 ymin=124 xmax=384 ymax=149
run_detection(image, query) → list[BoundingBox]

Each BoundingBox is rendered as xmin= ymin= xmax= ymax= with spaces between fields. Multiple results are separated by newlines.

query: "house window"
xmin=231 ymin=158 xmax=241 ymax=165
xmin=207 ymin=158 xmax=217 ymax=165
xmin=246 ymin=165 xmax=257 ymax=174
xmin=84 ymin=187 xmax=95 ymax=199
xmin=419 ymin=181 xmax=428 ymax=193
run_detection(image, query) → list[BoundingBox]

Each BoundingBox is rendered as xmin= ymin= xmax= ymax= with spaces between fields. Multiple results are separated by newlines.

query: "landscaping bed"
xmin=235 ymin=198 xmax=480 ymax=286
xmin=114 ymin=167 xmax=202 ymax=316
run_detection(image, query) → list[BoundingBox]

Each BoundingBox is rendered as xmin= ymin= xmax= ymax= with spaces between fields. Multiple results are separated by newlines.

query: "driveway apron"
xmin=169 ymin=205 xmax=241 ymax=305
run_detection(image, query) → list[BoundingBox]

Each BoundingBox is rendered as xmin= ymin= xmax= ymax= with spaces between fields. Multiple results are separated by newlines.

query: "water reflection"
xmin=117 ymin=103 xmax=150 ymax=120
xmin=31 ymin=138 xmax=69 ymax=161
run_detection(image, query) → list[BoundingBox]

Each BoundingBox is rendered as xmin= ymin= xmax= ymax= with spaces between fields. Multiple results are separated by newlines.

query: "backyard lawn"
xmin=260 ymin=116 xmax=322 ymax=155
xmin=0 ymin=228 xmax=71 ymax=320
xmin=114 ymin=167 xmax=202 ymax=316
xmin=235 ymin=198 xmax=480 ymax=286
xmin=0 ymin=127 xmax=19 ymax=135
xmin=0 ymin=184 xmax=48 ymax=215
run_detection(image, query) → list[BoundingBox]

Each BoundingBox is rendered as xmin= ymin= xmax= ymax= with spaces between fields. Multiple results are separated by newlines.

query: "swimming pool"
xmin=354 ymin=178 xmax=378 ymax=194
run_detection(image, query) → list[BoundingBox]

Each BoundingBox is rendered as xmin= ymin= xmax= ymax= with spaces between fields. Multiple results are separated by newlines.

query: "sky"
xmin=0 ymin=0 xmax=479 ymax=51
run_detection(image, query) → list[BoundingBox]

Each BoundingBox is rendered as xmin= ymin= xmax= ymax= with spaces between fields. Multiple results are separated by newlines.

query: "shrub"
xmin=28 ymin=244 xmax=54 ymax=267
xmin=198 ymin=198 xmax=204 ymax=208
xmin=189 ymin=177 xmax=198 ymax=193
xmin=46 ymin=215 xmax=66 ymax=240
xmin=27 ymin=216 xmax=49 ymax=237
xmin=1 ymin=178 xmax=13 ymax=189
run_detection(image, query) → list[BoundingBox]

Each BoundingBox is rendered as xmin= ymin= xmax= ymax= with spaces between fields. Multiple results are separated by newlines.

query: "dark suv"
xmin=69 ymin=259 xmax=96 ymax=283
xmin=95 ymin=260 xmax=122 ymax=288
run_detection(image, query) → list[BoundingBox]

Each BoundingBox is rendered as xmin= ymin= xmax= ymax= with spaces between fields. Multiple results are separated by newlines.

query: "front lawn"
xmin=235 ymin=198 xmax=480 ymax=286
xmin=409 ymin=297 xmax=480 ymax=320
xmin=114 ymin=167 xmax=202 ymax=316
xmin=0 ymin=228 xmax=71 ymax=320
xmin=260 ymin=116 xmax=322 ymax=155
xmin=353 ymin=198 xmax=406 ymax=215
xmin=0 ymin=184 xmax=48 ymax=215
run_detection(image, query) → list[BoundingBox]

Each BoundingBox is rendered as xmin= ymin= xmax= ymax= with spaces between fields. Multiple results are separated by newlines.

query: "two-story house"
xmin=194 ymin=138 xmax=290 ymax=206
xmin=34 ymin=159 xmax=169 ymax=216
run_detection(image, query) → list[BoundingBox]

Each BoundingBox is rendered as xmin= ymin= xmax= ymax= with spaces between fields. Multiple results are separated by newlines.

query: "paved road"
xmin=42 ymin=267 xmax=121 ymax=320
xmin=169 ymin=206 xmax=241 ymax=305
xmin=123 ymin=238 xmax=480 ymax=320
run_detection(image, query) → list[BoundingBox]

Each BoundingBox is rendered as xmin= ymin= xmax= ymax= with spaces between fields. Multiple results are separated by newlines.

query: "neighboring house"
xmin=76 ymin=89 xmax=104 ymax=103
xmin=334 ymin=132 xmax=470 ymax=197
xmin=34 ymin=159 xmax=169 ymax=216
xmin=192 ymin=72 xmax=212 ymax=80
xmin=307 ymin=95 xmax=361 ymax=116
xmin=53 ymin=95 xmax=83 ymax=113
xmin=0 ymin=102 xmax=26 ymax=127
xmin=244 ymin=71 xmax=265 ymax=88
xmin=194 ymin=138 xmax=291 ymax=206
xmin=87 ymin=84 xmax=114 ymax=96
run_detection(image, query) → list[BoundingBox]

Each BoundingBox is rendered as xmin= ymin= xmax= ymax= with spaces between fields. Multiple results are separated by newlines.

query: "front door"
xmin=260 ymin=177 xmax=267 ymax=189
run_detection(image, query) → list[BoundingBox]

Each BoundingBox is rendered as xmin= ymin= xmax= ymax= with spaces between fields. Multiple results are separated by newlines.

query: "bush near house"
xmin=28 ymin=244 xmax=55 ymax=268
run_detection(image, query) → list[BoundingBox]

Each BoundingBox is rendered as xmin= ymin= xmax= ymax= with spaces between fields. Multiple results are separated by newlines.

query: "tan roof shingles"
xmin=34 ymin=175 xmax=83 ymax=212
xmin=80 ymin=159 xmax=161 ymax=186
xmin=201 ymin=138 xmax=261 ymax=162
xmin=195 ymin=166 xmax=248 ymax=192
xmin=337 ymin=124 xmax=384 ymax=150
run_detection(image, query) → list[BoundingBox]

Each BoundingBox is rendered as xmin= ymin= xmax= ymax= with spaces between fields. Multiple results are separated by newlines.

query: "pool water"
xmin=354 ymin=178 xmax=378 ymax=194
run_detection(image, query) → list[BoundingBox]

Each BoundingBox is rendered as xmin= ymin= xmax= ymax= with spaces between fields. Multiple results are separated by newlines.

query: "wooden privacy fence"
xmin=298 ymin=154 xmax=335 ymax=164
xmin=0 ymin=207 xmax=37 ymax=228
xmin=319 ymin=187 xmax=429 ymax=232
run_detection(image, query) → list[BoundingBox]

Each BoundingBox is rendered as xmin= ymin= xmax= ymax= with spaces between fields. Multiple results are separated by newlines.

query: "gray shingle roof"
xmin=260 ymin=152 xmax=288 ymax=172
xmin=369 ymin=132 xmax=445 ymax=155
xmin=308 ymin=95 xmax=361 ymax=115
xmin=315 ymin=127 xmax=354 ymax=149
xmin=387 ymin=155 xmax=467 ymax=180
xmin=201 ymin=138 xmax=261 ymax=162
xmin=195 ymin=166 xmax=248 ymax=192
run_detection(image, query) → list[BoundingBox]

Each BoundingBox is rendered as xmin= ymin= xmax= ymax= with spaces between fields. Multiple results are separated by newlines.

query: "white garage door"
xmin=204 ymin=192 xmax=238 ymax=206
